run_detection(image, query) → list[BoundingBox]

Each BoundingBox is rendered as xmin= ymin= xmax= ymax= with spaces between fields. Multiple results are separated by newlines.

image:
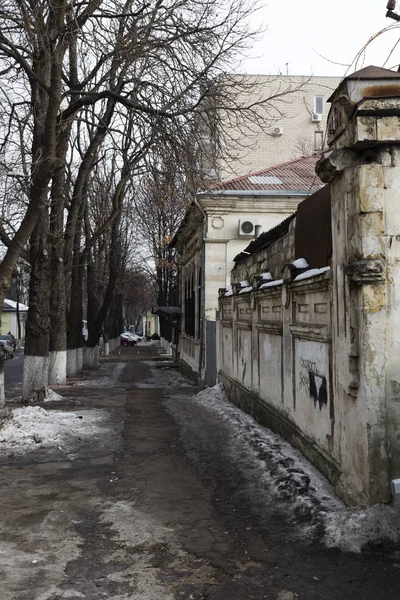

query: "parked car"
xmin=120 ymin=332 xmax=140 ymax=346
xmin=0 ymin=333 xmax=16 ymax=351
xmin=0 ymin=339 xmax=15 ymax=359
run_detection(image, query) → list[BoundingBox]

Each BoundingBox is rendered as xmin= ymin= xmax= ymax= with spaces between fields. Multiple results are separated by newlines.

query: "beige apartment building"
xmin=208 ymin=74 xmax=341 ymax=180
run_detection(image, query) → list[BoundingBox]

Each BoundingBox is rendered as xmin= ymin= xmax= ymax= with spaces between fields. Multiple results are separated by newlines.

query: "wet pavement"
xmin=0 ymin=345 xmax=399 ymax=600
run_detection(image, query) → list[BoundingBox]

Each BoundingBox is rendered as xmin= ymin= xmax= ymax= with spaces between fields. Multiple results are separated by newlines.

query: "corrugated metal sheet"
xmin=295 ymin=185 xmax=332 ymax=268
xmin=211 ymin=155 xmax=324 ymax=193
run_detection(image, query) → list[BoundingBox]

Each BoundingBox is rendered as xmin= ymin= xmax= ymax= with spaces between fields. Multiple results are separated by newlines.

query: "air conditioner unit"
xmin=311 ymin=113 xmax=322 ymax=122
xmin=272 ymin=126 xmax=283 ymax=136
xmin=239 ymin=220 xmax=255 ymax=237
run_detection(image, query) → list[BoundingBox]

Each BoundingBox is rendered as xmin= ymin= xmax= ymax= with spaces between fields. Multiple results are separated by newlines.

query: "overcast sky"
xmin=244 ymin=0 xmax=400 ymax=77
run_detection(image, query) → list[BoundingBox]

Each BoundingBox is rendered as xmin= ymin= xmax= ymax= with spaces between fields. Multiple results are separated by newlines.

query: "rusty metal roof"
xmin=210 ymin=155 xmax=324 ymax=193
xmin=328 ymin=66 xmax=400 ymax=102
xmin=345 ymin=66 xmax=400 ymax=80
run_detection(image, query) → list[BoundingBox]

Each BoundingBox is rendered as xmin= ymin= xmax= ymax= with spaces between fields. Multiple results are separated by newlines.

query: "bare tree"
xmin=0 ymin=0 xmax=309 ymax=404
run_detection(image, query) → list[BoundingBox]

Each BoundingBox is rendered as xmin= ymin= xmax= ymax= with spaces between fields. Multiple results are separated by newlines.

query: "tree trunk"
xmin=67 ymin=232 xmax=85 ymax=377
xmin=48 ymin=235 xmax=67 ymax=385
xmin=16 ymin=280 xmax=21 ymax=340
xmin=85 ymin=258 xmax=102 ymax=368
xmin=0 ymin=349 xmax=5 ymax=409
xmin=48 ymin=126 xmax=70 ymax=386
xmin=23 ymin=211 xmax=51 ymax=403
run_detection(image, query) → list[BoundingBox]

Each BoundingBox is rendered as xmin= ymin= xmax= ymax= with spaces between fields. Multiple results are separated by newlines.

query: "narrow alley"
xmin=0 ymin=345 xmax=398 ymax=600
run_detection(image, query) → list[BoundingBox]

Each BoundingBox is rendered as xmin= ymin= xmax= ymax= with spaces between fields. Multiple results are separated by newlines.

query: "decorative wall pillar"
xmin=317 ymin=76 xmax=400 ymax=504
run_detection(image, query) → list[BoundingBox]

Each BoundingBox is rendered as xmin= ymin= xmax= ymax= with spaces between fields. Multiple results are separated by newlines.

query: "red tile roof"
xmin=210 ymin=155 xmax=324 ymax=193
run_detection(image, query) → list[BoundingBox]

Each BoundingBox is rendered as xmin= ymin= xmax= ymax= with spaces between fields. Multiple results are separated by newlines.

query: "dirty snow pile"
xmin=191 ymin=384 xmax=400 ymax=554
xmin=0 ymin=405 xmax=112 ymax=455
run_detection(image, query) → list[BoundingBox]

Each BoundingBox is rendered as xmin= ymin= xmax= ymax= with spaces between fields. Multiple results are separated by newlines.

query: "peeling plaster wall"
xmin=176 ymin=195 xmax=303 ymax=382
xmin=219 ymin=94 xmax=400 ymax=507
xmin=219 ymin=271 xmax=336 ymax=498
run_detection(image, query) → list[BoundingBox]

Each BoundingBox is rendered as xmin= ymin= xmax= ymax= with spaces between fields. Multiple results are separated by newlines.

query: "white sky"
xmin=244 ymin=0 xmax=400 ymax=77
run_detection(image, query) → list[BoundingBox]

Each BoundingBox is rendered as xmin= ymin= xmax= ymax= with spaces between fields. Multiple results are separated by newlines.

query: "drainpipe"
xmin=194 ymin=196 xmax=207 ymax=383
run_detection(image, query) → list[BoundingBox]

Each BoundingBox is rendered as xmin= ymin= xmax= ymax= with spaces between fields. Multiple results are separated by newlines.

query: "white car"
xmin=120 ymin=332 xmax=141 ymax=346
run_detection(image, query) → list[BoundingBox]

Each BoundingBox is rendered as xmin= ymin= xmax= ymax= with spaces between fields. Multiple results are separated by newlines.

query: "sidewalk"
xmin=0 ymin=344 xmax=399 ymax=600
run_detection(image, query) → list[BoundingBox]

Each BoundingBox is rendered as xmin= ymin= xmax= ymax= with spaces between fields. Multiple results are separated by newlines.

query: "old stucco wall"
xmin=219 ymin=94 xmax=400 ymax=507
xmin=219 ymin=268 xmax=339 ymax=495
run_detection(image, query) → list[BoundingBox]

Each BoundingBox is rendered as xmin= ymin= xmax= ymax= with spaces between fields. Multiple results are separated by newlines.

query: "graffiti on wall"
xmin=299 ymin=357 xmax=328 ymax=409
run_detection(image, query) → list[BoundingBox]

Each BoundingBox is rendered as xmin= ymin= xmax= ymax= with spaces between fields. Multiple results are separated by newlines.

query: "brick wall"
xmin=216 ymin=75 xmax=341 ymax=179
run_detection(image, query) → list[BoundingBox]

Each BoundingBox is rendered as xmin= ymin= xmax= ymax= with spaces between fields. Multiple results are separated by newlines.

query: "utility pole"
xmin=386 ymin=0 xmax=400 ymax=21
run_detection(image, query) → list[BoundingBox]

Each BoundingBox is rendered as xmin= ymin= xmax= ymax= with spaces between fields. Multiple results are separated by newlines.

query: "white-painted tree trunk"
xmin=67 ymin=349 xmax=77 ymax=377
xmin=84 ymin=346 xmax=99 ymax=369
xmin=22 ymin=356 xmax=49 ymax=403
xmin=48 ymin=350 xmax=67 ymax=386
xmin=0 ymin=362 xmax=4 ymax=409
xmin=104 ymin=342 xmax=110 ymax=356
xmin=77 ymin=347 xmax=84 ymax=373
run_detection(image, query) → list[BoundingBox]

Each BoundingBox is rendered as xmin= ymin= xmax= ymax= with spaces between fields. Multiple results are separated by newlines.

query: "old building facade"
xmin=218 ymin=66 xmax=400 ymax=506
xmin=206 ymin=74 xmax=340 ymax=180
xmin=172 ymin=156 xmax=324 ymax=383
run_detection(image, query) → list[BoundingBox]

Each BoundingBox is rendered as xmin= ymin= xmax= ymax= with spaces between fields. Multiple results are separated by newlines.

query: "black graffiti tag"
xmin=299 ymin=357 xmax=328 ymax=409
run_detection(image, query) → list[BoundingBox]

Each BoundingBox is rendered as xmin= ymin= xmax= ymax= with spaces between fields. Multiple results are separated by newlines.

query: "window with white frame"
xmin=314 ymin=96 xmax=324 ymax=115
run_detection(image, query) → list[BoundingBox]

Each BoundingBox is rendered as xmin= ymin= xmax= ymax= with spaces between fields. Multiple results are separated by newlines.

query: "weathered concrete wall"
xmin=176 ymin=194 xmax=305 ymax=382
xmin=219 ymin=269 xmax=338 ymax=494
xmin=219 ymin=90 xmax=400 ymax=507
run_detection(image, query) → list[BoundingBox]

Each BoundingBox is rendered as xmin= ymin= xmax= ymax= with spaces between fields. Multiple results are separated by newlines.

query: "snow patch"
xmin=324 ymin=501 xmax=400 ymax=553
xmin=293 ymin=266 xmax=330 ymax=282
xmin=192 ymin=384 xmax=400 ymax=553
xmin=44 ymin=389 xmax=65 ymax=402
xmin=292 ymin=258 xmax=309 ymax=269
xmin=260 ymin=271 xmax=273 ymax=281
xmin=0 ymin=405 xmax=114 ymax=455
xmin=259 ymin=279 xmax=283 ymax=289
xmin=224 ymin=286 xmax=233 ymax=297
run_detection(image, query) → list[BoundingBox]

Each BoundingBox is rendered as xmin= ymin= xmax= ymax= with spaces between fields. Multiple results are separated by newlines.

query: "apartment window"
xmin=314 ymin=96 xmax=324 ymax=115
xmin=314 ymin=130 xmax=324 ymax=151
